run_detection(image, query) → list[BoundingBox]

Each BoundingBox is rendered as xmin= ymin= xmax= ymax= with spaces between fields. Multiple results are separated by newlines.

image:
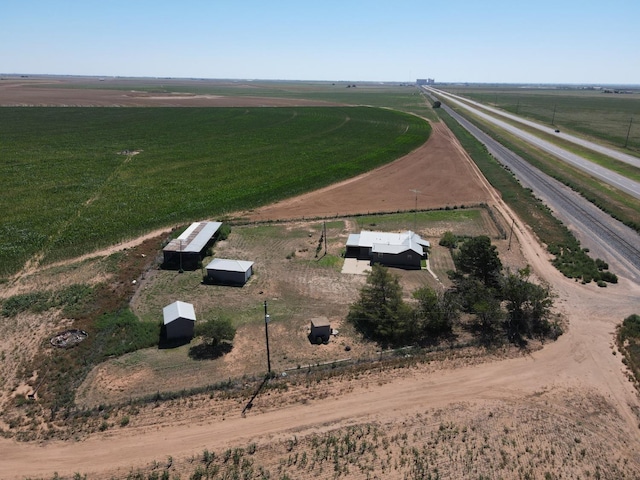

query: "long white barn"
xmin=163 ymin=221 xmax=222 ymax=269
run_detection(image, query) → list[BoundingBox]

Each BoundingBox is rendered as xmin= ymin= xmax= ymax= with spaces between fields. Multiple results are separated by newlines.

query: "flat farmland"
xmin=0 ymin=106 xmax=430 ymax=277
xmin=0 ymin=76 xmax=439 ymax=120
xmin=2 ymin=79 xmax=640 ymax=480
xmin=440 ymin=85 xmax=640 ymax=153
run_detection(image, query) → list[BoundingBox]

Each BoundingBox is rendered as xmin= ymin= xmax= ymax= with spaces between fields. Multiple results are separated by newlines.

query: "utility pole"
xmin=410 ymin=189 xmax=420 ymax=231
xmin=264 ymin=301 xmax=271 ymax=374
xmin=624 ymin=116 xmax=633 ymax=148
xmin=507 ymin=218 xmax=515 ymax=251
xmin=551 ymin=104 xmax=557 ymax=125
xmin=323 ymin=221 xmax=327 ymax=255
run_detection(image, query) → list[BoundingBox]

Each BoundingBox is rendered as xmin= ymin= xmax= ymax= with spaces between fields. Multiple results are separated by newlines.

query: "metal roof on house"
xmin=347 ymin=230 xmax=430 ymax=256
xmin=206 ymin=258 xmax=254 ymax=273
xmin=162 ymin=301 xmax=196 ymax=325
xmin=163 ymin=221 xmax=222 ymax=253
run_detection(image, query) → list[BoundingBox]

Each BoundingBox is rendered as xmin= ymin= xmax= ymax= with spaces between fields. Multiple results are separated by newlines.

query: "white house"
xmin=345 ymin=230 xmax=430 ymax=269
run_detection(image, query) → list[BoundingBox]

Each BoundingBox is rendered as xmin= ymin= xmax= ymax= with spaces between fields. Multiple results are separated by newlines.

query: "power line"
xmin=409 ymin=189 xmax=421 ymax=231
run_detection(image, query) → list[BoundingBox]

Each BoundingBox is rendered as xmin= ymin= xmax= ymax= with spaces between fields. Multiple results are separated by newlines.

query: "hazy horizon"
xmin=3 ymin=73 xmax=640 ymax=89
xmin=2 ymin=0 xmax=638 ymax=84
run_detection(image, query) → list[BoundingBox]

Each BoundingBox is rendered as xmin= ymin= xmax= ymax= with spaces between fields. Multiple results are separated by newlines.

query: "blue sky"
xmin=1 ymin=0 xmax=638 ymax=84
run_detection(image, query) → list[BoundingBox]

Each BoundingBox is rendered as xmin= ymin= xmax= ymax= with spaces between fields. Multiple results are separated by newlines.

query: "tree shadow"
xmin=417 ymin=330 xmax=459 ymax=349
xmin=462 ymin=322 xmax=505 ymax=348
xmin=188 ymin=342 xmax=233 ymax=360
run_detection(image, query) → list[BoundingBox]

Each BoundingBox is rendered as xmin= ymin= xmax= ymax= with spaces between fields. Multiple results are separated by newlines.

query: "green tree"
xmin=413 ymin=286 xmax=459 ymax=338
xmin=472 ymin=295 xmax=504 ymax=339
xmin=449 ymin=274 xmax=496 ymax=314
xmin=195 ymin=315 xmax=236 ymax=348
xmin=217 ymin=224 xmax=231 ymax=241
xmin=501 ymin=267 xmax=555 ymax=340
xmin=347 ymin=264 xmax=412 ymax=346
xmin=619 ymin=314 xmax=640 ymax=340
xmin=438 ymin=231 xmax=458 ymax=249
xmin=455 ymin=236 xmax=502 ymax=287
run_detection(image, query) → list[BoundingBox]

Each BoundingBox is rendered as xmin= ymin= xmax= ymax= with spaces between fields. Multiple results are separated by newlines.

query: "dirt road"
xmin=3 ymin=264 xmax=639 ymax=478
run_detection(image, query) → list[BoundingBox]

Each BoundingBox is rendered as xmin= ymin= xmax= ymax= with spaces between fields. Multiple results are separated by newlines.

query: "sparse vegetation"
xmin=616 ymin=313 xmax=640 ymax=389
xmin=25 ymin=394 xmax=632 ymax=479
xmin=1 ymin=284 xmax=94 ymax=318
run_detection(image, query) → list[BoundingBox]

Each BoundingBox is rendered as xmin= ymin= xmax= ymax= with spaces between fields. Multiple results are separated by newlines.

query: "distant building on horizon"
xmin=416 ymin=78 xmax=435 ymax=85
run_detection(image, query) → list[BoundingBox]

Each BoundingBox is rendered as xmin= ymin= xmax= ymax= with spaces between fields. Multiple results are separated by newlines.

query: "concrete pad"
xmin=341 ymin=258 xmax=372 ymax=275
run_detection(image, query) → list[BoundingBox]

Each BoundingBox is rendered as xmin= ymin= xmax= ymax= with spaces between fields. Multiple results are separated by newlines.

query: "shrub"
xmin=94 ymin=309 xmax=160 ymax=357
xmin=195 ymin=316 xmax=236 ymax=348
xmin=438 ymin=231 xmax=458 ymax=249
xmin=217 ymin=224 xmax=231 ymax=241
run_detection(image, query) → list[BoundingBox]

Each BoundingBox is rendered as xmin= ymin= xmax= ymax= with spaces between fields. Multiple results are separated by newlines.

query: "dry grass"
xmin=83 ymin=380 xmax=639 ymax=480
xmin=76 ymin=211 xmax=512 ymax=408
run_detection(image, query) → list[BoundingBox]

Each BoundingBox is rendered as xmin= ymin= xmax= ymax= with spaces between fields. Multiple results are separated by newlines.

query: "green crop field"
xmin=440 ymin=86 xmax=640 ymax=153
xmin=0 ymin=106 xmax=430 ymax=277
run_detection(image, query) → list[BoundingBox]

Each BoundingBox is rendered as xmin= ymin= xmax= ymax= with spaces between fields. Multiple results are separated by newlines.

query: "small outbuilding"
xmin=310 ymin=317 xmax=332 ymax=344
xmin=163 ymin=301 xmax=196 ymax=340
xmin=205 ymin=258 xmax=254 ymax=285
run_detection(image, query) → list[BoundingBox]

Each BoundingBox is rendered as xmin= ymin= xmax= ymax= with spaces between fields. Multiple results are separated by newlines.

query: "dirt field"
xmin=242 ymin=122 xmax=492 ymax=221
xmin=1 ymin=84 xmax=640 ymax=479
xmin=0 ymin=77 xmax=341 ymax=107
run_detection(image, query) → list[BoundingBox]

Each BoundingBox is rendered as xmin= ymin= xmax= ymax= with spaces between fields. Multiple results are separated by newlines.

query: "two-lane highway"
xmin=425 ymin=87 xmax=640 ymax=200
xmin=427 ymin=87 xmax=640 ymax=169
xmin=426 ymin=91 xmax=640 ymax=283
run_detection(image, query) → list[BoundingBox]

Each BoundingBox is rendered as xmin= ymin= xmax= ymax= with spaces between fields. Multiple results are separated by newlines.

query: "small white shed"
xmin=206 ymin=258 xmax=254 ymax=285
xmin=163 ymin=301 xmax=196 ymax=340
